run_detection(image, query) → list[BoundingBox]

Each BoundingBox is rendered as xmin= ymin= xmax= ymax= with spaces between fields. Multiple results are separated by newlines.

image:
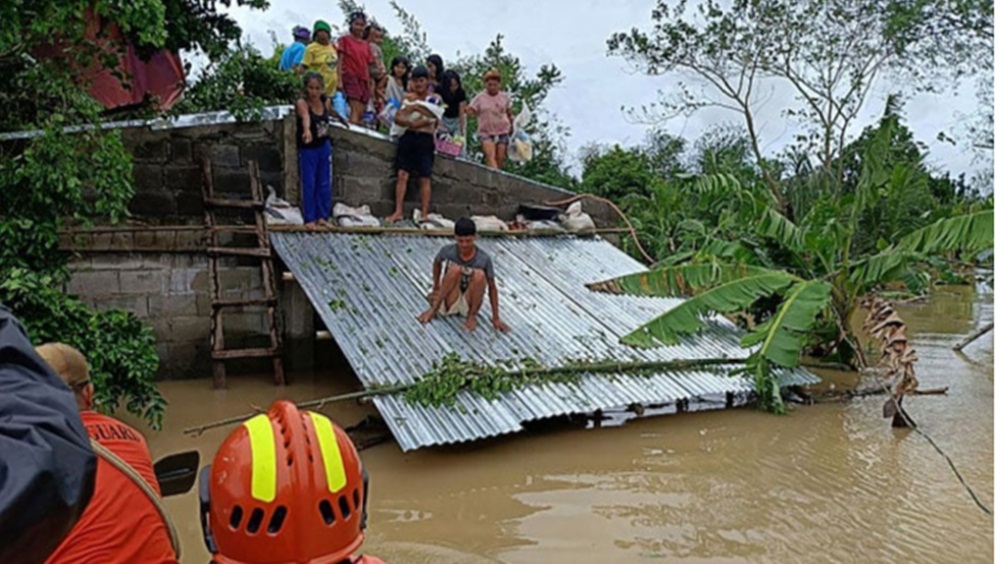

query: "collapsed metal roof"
xmin=270 ymin=232 xmax=819 ymax=451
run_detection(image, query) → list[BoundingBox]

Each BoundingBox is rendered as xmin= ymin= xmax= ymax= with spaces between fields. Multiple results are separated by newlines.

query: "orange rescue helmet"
xmin=199 ymin=400 xmax=368 ymax=564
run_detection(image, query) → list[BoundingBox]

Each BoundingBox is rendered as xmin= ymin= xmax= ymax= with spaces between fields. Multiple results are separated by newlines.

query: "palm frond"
xmin=586 ymin=263 xmax=790 ymax=297
xmin=851 ymin=210 xmax=994 ymax=288
xmin=758 ymin=207 xmax=806 ymax=252
xmin=740 ymin=281 xmax=832 ymax=368
xmin=895 ymin=209 xmax=993 ymax=255
xmin=620 ymin=273 xmax=799 ymax=347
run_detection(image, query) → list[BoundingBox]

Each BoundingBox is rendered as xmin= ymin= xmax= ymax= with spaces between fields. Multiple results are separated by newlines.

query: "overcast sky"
xmin=225 ymin=0 xmax=989 ymax=180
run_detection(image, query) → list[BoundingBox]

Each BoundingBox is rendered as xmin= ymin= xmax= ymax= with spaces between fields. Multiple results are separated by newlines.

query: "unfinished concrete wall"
xmin=324 ymin=122 xmax=615 ymax=222
xmin=64 ymin=250 xmax=269 ymax=379
xmin=120 ymin=113 xmax=612 ymax=225
xmin=123 ymin=119 xmax=285 ymax=223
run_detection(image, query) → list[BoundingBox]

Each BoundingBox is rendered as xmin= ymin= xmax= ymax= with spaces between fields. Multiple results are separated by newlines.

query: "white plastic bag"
xmin=508 ymin=106 xmax=534 ymax=163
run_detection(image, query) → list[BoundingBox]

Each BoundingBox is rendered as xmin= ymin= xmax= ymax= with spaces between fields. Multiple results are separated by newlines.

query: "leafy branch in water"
xmin=403 ymin=353 xmax=740 ymax=408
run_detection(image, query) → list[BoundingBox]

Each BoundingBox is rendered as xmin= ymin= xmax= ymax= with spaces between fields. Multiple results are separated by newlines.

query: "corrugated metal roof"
xmin=271 ymin=232 xmax=819 ymax=451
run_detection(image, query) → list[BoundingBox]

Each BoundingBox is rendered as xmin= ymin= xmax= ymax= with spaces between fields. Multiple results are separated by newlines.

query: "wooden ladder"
xmin=201 ymin=157 xmax=285 ymax=389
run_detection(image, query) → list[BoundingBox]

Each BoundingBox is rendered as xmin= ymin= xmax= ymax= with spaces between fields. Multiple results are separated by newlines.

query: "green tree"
xmin=607 ymin=0 xmax=993 ymax=213
xmin=173 ymin=42 xmax=300 ymax=120
xmin=579 ymin=144 xmax=657 ymax=202
xmin=589 ymin=116 xmax=993 ymax=413
xmin=0 ymin=1 xmax=268 ymax=428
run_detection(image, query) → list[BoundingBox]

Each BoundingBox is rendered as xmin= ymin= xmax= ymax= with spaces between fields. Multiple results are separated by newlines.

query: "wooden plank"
xmin=212 ymin=347 xmax=281 ymax=360
xmin=211 ymin=297 xmax=277 ymax=309
xmin=204 ymin=198 xmax=265 ymax=210
xmin=206 ymin=247 xmax=272 ymax=258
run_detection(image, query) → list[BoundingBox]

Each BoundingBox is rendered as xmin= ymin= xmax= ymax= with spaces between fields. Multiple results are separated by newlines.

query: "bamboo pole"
xmin=952 ymin=322 xmax=993 ymax=352
xmin=267 ymin=224 xmax=631 ymax=237
xmin=182 ymin=357 xmax=744 ymax=436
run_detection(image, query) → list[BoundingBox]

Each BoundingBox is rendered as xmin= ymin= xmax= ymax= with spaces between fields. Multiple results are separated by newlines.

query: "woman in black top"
xmin=439 ymin=70 xmax=467 ymax=143
xmin=295 ymin=72 xmax=347 ymax=228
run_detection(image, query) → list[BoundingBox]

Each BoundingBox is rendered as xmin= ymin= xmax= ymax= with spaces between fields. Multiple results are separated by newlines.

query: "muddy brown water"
xmin=140 ymin=288 xmax=993 ymax=563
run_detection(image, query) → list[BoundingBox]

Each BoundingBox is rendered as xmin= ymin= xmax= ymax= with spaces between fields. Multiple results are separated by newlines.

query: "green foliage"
xmin=580 ymin=144 xmax=658 ymax=201
xmin=621 ymin=272 xmax=801 ymax=348
xmin=590 ymin=115 xmax=992 ymax=412
xmin=0 ymin=2 xmax=186 ymax=428
xmin=404 ymin=353 xmax=544 ymax=408
xmin=157 ymin=0 xmax=269 ymax=61
xmin=0 ymin=270 xmax=165 ymax=428
xmin=174 ymin=42 xmax=300 ymax=121
xmin=607 ymin=0 xmax=993 ymax=203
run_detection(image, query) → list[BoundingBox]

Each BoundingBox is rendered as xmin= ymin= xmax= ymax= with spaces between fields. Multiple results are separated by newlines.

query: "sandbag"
xmin=471 ymin=215 xmax=509 ymax=232
xmin=418 ymin=213 xmax=456 ymax=230
xmin=334 ymin=202 xmax=380 ymax=227
xmin=560 ymin=201 xmax=596 ymax=233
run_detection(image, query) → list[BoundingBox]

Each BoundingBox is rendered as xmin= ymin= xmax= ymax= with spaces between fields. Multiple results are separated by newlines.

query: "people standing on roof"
xmin=296 ymin=72 xmax=348 ymax=230
xmin=199 ymin=400 xmax=386 ymax=564
xmin=385 ymin=55 xmax=409 ymax=106
xmin=381 ymin=55 xmax=410 ymax=135
xmin=364 ymin=23 xmax=387 ymax=124
xmin=386 ymin=65 xmax=442 ymax=224
xmin=439 ymin=69 xmax=468 ymax=145
xmin=337 ymin=11 xmax=375 ymax=126
xmin=419 ymin=217 xmax=512 ymax=333
xmin=466 ymin=68 xmax=514 ymax=170
xmin=279 ymin=26 xmax=311 ymax=71
xmin=0 ymin=309 xmax=96 ymax=564
xmin=37 ymin=342 xmax=180 ymax=564
xmin=425 ymin=54 xmax=444 ymax=93
xmin=300 ymin=20 xmax=339 ymax=97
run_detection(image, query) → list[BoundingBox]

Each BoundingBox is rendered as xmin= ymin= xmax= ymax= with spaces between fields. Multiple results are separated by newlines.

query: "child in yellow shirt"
xmin=300 ymin=20 xmax=339 ymax=96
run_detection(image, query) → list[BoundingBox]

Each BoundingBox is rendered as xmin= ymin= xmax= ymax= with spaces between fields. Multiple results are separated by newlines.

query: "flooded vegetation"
xmin=146 ymin=287 xmax=993 ymax=563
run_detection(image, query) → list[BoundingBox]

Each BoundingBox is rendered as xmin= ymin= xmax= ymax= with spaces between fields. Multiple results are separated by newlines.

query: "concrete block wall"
xmin=325 ymin=124 xmax=616 ymax=222
xmin=65 ymin=253 xmax=270 ymax=379
xmin=123 ymin=120 xmax=285 ymax=223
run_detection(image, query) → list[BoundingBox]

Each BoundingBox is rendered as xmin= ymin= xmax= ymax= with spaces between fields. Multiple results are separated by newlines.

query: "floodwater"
xmin=143 ymin=287 xmax=994 ymax=563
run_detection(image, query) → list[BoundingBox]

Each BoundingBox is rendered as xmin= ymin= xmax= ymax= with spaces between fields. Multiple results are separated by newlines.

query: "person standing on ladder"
xmin=418 ymin=217 xmax=512 ymax=333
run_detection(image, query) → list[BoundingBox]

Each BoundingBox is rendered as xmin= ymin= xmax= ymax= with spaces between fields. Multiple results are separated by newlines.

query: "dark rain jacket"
xmin=0 ymin=307 xmax=97 ymax=564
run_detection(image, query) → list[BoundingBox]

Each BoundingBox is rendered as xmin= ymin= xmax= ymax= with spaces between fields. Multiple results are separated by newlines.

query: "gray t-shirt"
xmin=435 ymin=244 xmax=495 ymax=280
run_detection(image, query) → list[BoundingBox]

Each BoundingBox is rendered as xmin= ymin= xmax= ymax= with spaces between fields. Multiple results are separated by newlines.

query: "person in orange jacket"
xmin=37 ymin=343 xmax=180 ymax=564
xmin=199 ymin=399 xmax=386 ymax=564
xmin=0 ymin=310 xmax=96 ymax=564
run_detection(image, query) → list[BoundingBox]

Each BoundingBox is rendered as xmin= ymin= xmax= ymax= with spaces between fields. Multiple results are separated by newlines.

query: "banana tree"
xmin=589 ymin=208 xmax=992 ymax=412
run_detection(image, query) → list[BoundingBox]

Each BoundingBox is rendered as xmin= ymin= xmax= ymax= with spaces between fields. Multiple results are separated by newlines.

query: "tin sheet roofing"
xmin=270 ymin=232 xmax=819 ymax=451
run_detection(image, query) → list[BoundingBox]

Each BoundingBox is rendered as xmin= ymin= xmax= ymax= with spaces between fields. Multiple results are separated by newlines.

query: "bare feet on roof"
xmin=304 ymin=221 xmax=318 ymax=230
xmin=317 ymin=218 xmax=333 ymax=228
xmin=463 ymin=316 xmax=478 ymax=332
xmin=417 ymin=309 xmax=435 ymax=324
xmin=385 ymin=212 xmax=403 ymax=224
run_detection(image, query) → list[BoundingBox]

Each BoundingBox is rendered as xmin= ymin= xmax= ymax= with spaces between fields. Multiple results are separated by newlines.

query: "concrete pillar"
xmin=279 ymin=274 xmax=315 ymax=371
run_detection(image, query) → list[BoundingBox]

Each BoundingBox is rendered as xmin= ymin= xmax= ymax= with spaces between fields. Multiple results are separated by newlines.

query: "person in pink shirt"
xmin=466 ymin=68 xmax=514 ymax=169
xmin=337 ymin=11 xmax=375 ymax=125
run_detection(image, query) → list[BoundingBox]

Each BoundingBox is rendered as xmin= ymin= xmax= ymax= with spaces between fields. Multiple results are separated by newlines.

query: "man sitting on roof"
xmin=418 ymin=217 xmax=511 ymax=333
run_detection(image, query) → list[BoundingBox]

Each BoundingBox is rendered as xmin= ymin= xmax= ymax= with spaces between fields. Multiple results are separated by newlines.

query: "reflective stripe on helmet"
xmin=243 ymin=414 xmax=277 ymax=502
xmin=308 ymin=412 xmax=347 ymax=493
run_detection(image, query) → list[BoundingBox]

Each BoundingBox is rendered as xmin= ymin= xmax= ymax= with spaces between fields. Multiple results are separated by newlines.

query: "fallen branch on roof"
xmin=182 ymin=355 xmax=745 ymax=436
